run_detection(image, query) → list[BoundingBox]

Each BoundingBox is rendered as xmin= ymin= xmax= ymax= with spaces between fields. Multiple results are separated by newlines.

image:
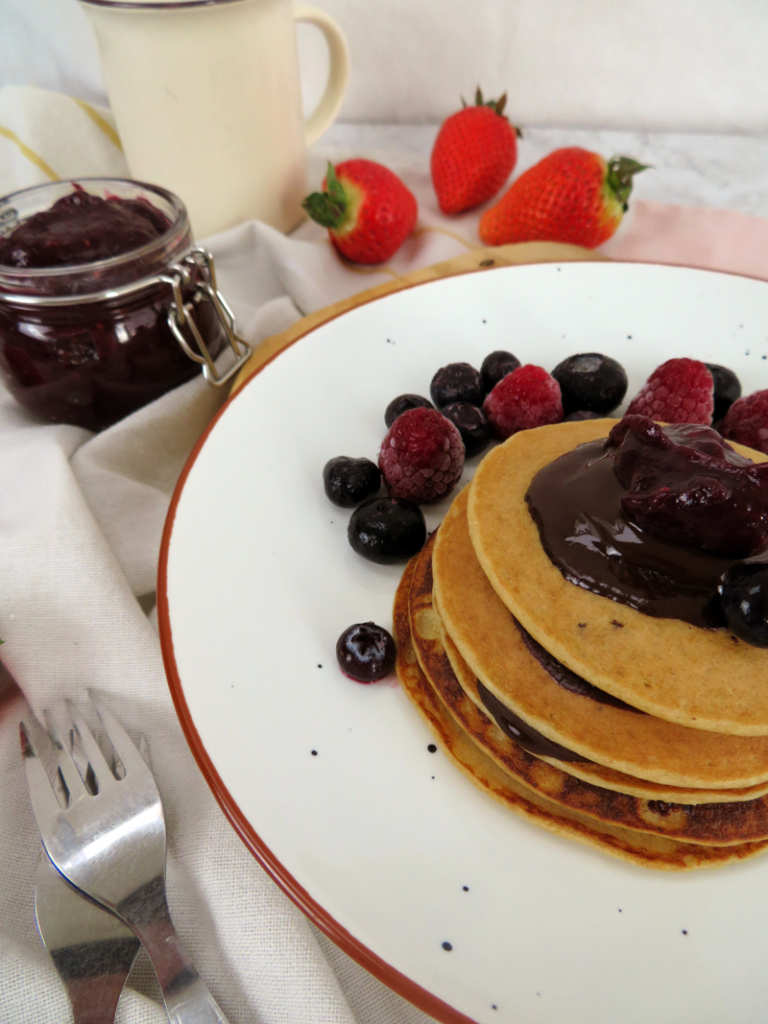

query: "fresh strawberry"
xmin=626 ymin=358 xmax=714 ymax=425
xmin=302 ymin=160 xmax=417 ymax=264
xmin=479 ymin=147 xmax=647 ymax=248
xmin=431 ymin=88 xmax=519 ymax=215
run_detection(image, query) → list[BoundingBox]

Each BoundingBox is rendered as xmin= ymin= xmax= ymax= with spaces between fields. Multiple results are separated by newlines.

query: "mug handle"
xmin=294 ymin=6 xmax=350 ymax=147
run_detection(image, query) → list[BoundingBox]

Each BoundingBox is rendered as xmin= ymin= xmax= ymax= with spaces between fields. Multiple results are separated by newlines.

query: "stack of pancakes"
xmin=394 ymin=419 xmax=768 ymax=870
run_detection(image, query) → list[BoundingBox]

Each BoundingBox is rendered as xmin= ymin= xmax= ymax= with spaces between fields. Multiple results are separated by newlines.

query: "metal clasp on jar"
xmin=160 ymin=246 xmax=252 ymax=387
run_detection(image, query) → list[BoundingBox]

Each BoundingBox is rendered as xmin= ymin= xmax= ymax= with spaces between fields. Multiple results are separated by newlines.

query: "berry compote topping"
xmin=384 ymin=393 xmax=434 ymax=429
xmin=552 ymin=352 xmax=627 ymax=416
xmin=440 ymin=401 xmax=492 ymax=458
xmin=706 ymin=363 xmax=741 ymax=423
xmin=480 ymin=350 xmax=521 ymax=394
xmin=608 ymin=415 xmax=768 ymax=558
xmin=348 ymin=496 xmax=426 ymax=563
xmin=526 ymin=417 xmax=768 ymax=632
xmin=430 ymin=362 xmax=483 ymax=408
xmin=323 ymin=456 xmax=381 ymax=507
xmin=379 ymin=406 xmax=464 ymax=504
xmin=0 ymin=188 xmax=170 ymax=268
xmin=336 ymin=621 xmax=397 ymax=682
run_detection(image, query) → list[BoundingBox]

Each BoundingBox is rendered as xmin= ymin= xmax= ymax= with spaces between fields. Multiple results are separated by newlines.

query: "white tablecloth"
xmin=2 ymin=87 xmax=768 ymax=1024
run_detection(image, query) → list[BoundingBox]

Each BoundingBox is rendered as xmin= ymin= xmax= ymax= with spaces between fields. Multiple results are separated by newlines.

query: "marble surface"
xmin=320 ymin=123 xmax=768 ymax=218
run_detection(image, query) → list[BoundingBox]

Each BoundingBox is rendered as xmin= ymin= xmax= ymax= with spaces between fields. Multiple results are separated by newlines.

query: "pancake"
xmin=409 ymin=535 xmax=768 ymax=845
xmin=435 ymin=485 xmax=768 ymax=791
xmin=436 ymin=607 xmax=768 ymax=804
xmin=393 ymin=554 xmax=768 ymax=870
xmin=467 ymin=420 xmax=768 ymax=736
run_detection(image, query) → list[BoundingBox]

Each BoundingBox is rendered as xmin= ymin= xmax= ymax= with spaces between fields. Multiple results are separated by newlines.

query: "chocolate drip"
xmin=512 ymin=616 xmax=644 ymax=713
xmin=526 ymin=439 xmax=768 ymax=628
xmin=477 ymin=680 xmax=590 ymax=762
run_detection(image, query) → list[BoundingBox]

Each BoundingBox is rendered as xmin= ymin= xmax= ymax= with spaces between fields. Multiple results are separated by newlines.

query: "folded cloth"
xmin=2 ymin=85 xmax=768 ymax=1024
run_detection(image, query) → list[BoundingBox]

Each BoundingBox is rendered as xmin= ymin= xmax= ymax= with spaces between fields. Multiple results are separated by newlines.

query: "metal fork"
xmin=35 ymin=850 xmax=141 ymax=1024
xmin=21 ymin=693 xmax=231 ymax=1024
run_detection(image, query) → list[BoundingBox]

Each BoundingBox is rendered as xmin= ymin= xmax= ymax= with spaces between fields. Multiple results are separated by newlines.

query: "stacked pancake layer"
xmin=394 ymin=420 xmax=768 ymax=870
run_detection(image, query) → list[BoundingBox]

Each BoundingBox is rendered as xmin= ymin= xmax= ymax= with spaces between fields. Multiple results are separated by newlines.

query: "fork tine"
xmin=87 ymin=691 xmax=150 ymax=778
xmin=20 ymin=722 xmax=66 ymax=836
xmin=65 ymin=699 xmax=116 ymax=791
xmin=44 ymin=710 xmax=88 ymax=802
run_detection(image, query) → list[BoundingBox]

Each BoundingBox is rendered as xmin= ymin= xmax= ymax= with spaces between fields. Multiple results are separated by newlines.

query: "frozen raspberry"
xmin=482 ymin=364 xmax=563 ymax=439
xmin=625 ymin=358 xmax=713 ymax=425
xmin=721 ymin=390 xmax=768 ymax=454
xmin=378 ymin=407 xmax=464 ymax=503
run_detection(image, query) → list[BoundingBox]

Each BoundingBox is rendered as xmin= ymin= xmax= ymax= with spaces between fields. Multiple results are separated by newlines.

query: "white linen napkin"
xmin=3 ymin=85 xmax=768 ymax=1024
xmin=0 ymin=86 xmax=451 ymax=1024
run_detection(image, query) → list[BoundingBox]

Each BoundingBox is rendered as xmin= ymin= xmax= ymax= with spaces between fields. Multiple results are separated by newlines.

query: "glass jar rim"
xmin=0 ymin=177 xmax=189 ymax=280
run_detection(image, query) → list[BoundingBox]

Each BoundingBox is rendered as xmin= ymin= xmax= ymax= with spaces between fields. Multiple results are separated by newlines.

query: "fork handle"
xmin=125 ymin=890 xmax=231 ymax=1024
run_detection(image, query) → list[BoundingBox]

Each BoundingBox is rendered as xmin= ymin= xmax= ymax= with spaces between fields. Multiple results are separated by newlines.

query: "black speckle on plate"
xmin=311 ymin=750 xmax=318 ymax=756
xmin=428 ymin=743 xmax=437 ymax=753
xmin=442 ymin=941 xmax=453 ymax=951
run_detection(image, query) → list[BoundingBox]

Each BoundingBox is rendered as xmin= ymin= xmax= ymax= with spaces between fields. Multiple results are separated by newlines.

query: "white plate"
xmin=159 ymin=261 xmax=768 ymax=1024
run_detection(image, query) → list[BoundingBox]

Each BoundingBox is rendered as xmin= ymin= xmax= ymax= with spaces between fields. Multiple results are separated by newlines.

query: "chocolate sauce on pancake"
xmin=476 ymin=680 xmax=590 ymax=762
xmin=512 ymin=615 xmax=644 ymax=713
xmin=526 ymin=439 xmax=768 ymax=628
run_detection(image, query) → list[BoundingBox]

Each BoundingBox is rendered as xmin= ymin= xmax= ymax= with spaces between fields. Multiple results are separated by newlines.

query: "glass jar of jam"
xmin=0 ymin=178 xmax=251 ymax=431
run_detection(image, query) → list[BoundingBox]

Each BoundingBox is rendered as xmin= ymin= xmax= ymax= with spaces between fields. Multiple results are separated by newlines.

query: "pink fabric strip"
xmin=603 ymin=201 xmax=768 ymax=282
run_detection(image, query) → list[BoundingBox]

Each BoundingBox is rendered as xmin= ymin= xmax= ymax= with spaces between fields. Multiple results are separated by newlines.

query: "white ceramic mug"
xmin=79 ymin=0 xmax=350 ymax=238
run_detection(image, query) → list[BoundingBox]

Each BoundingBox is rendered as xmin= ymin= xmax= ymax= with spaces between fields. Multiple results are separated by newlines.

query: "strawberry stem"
xmin=606 ymin=157 xmax=649 ymax=206
xmin=302 ymin=163 xmax=349 ymax=229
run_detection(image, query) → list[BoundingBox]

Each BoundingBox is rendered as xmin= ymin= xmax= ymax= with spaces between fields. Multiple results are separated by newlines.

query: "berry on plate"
xmin=348 ymin=496 xmax=426 ymax=563
xmin=440 ymin=401 xmax=492 ymax=458
xmin=478 ymin=147 xmax=647 ymax=248
xmin=721 ymin=390 xmax=768 ymax=454
xmin=431 ymin=88 xmax=519 ymax=215
xmin=430 ymin=362 xmax=484 ymax=408
xmin=552 ymin=352 xmax=628 ymax=415
xmin=706 ymin=363 xmax=742 ymax=423
xmin=384 ymin=393 xmax=434 ymax=429
xmin=480 ymin=350 xmax=521 ymax=394
xmin=626 ymin=358 xmax=714 ymax=425
xmin=336 ymin=622 xmax=397 ymax=682
xmin=720 ymin=566 xmax=768 ymax=648
xmin=483 ymin=364 xmax=563 ymax=439
xmin=302 ymin=160 xmax=417 ymax=264
xmin=379 ymin=406 xmax=465 ymax=503
xmin=323 ymin=456 xmax=381 ymax=508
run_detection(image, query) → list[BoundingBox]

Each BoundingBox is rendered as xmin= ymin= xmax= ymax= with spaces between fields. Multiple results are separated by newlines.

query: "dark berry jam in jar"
xmin=0 ymin=178 xmax=251 ymax=431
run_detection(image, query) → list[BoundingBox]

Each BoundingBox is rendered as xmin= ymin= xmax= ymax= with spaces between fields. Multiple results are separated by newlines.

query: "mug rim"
xmin=79 ymin=0 xmax=247 ymax=8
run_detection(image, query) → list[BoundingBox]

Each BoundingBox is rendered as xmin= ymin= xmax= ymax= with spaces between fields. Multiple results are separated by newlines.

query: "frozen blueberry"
xmin=440 ymin=401 xmax=492 ymax=458
xmin=552 ymin=353 xmax=628 ymax=415
xmin=430 ymin=363 xmax=483 ymax=408
xmin=348 ymin=496 xmax=426 ymax=564
xmin=336 ymin=622 xmax=397 ymax=682
xmin=323 ymin=457 xmax=381 ymax=507
xmin=720 ymin=564 xmax=768 ymax=648
xmin=481 ymin=350 xmax=521 ymax=394
xmin=705 ymin=363 xmax=742 ymax=423
xmin=384 ymin=393 xmax=434 ymax=429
